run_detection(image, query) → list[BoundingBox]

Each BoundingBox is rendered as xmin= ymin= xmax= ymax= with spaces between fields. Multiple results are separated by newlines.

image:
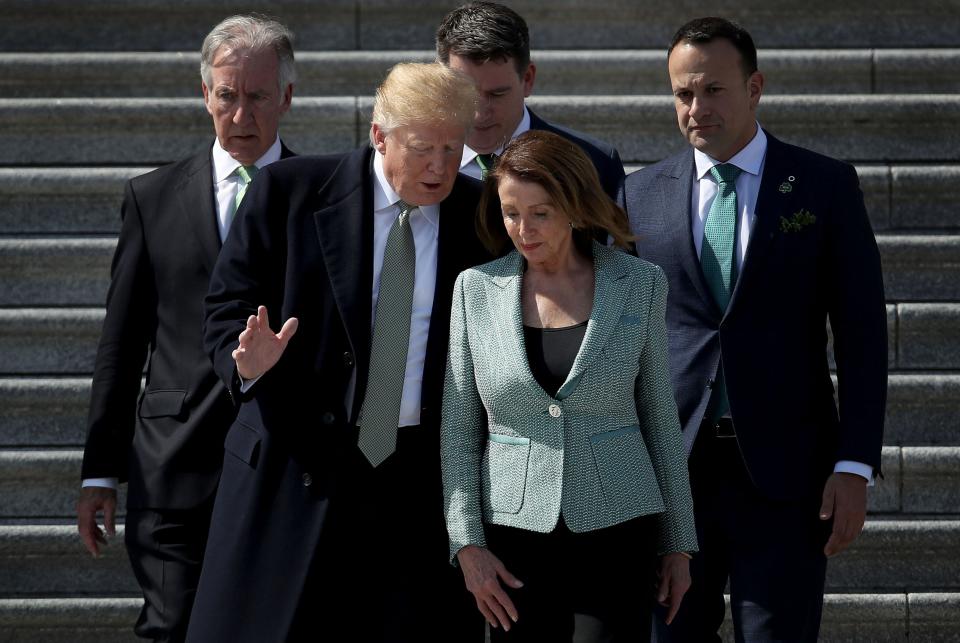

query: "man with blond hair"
xmin=77 ymin=14 xmax=295 ymax=641
xmin=186 ymin=62 xmax=487 ymax=643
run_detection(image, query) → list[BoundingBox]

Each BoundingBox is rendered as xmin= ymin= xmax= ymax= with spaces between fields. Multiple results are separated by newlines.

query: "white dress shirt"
xmin=212 ymin=136 xmax=283 ymax=242
xmin=82 ymin=138 xmax=283 ymax=491
xmin=691 ymin=124 xmax=873 ymax=483
xmin=458 ymin=106 xmax=531 ymax=180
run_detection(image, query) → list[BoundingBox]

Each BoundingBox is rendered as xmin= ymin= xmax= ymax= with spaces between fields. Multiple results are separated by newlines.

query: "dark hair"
xmin=436 ymin=1 xmax=530 ymax=75
xmin=669 ymin=17 xmax=757 ymax=77
xmin=476 ymin=130 xmax=634 ymax=256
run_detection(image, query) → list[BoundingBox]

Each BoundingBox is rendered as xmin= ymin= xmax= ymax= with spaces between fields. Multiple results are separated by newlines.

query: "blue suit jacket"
xmin=621 ymin=132 xmax=887 ymax=500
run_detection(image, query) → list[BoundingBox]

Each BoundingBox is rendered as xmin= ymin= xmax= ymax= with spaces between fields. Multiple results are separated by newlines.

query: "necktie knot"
xmin=396 ymin=199 xmax=415 ymax=220
xmin=476 ymin=153 xmax=497 ymax=179
xmin=236 ymin=164 xmax=258 ymax=185
xmin=710 ymin=163 xmax=741 ymax=185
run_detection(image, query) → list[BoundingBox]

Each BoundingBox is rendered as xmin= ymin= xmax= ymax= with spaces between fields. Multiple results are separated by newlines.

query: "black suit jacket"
xmin=186 ymin=146 xmax=489 ymax=642
xmin=81 ymin=143 xmax=294 ymax=510
xmin=528 ymin=107 xmax=625 ymax=200
xmin=621 ymin=132 xmax=887 ymax=500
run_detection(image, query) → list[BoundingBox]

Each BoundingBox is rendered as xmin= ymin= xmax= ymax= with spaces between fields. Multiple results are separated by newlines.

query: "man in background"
xmin=436 ymin=1 xmax=624 ymax=198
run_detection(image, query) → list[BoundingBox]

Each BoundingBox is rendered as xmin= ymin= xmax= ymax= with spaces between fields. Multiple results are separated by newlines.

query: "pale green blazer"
xmin=441 ymin=243 xmax=698 ymax=562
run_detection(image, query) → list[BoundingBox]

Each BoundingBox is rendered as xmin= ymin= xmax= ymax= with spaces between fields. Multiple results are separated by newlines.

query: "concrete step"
xmin=0 ymin=524 xmax=137 ymax=596
xmin=2 ymin=95 xmax=959 ymax=165
xmin=3 ymin=49 xmax=959 ymax=98
xmin=2 ymin=0 xmax=958 ymax=51
xmin=0 ymin=451 xmax=127 ymax=519
xmin=0 ymin=520 xmax=955 ymax=596
xmin=0 ymin=594 xmax=956 ymax=642
xmin=0 ymin=446 xmax=954 ymax=518
xmin=2 ymin=165 xmax=956 ymax=236
xmin=826 ymin=520 xmax=960 ymax=592
xmin=0 ymin=598 xmax=140 ymax=643
xmin=4 ymin=234 xmax=958 ymax=308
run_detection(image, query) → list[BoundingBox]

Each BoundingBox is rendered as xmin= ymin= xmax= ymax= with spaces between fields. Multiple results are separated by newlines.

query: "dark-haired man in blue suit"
xmin=621 ymin=17 xmax=887 ymax=643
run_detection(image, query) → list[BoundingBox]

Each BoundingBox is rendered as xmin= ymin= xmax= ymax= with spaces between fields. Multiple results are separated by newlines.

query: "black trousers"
xmin=654 ymin=425 xmax=830 ymax=643
xmin=125 ymin=497 xmax=214 ymax=643
xmin=485 ymin=515 xmax=657 ymax=643
xmin=290 ymin=426 xmax=482 ymax=643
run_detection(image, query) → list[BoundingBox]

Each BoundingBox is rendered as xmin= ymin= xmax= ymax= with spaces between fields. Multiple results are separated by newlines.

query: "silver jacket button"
xmin=548 ymin=404 xmax=561 ymax=418
xmin=302 ymin=473 xmax=313 ymax=487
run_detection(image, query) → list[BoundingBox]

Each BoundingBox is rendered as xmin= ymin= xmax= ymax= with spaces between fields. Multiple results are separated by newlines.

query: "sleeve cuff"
xmin=238 ymin=372 xmax=262 ymax=394
xmin=82 ymin=477 xmax=119 ymax=490
xmin=834 ymin=460 xmax=875 ymax=486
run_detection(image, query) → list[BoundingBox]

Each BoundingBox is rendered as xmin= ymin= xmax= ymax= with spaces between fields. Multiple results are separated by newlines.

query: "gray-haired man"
xmin=76 ymin=14 xmax=295 ymax=641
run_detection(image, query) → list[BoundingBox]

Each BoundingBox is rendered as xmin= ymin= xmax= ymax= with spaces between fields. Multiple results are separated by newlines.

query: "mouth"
xmin=420 ymin=181 xmax=444 ymax=191
xmin=520 ymin=242 xmax=542 ymax=252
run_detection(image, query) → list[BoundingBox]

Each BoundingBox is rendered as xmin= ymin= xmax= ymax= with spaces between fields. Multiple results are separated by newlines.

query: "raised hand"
xmin=232 ymin=305 xmax=299 ymax=380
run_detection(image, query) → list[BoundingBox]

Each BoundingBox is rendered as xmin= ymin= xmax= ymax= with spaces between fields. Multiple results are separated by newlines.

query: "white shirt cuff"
xmin=82 ymin=478 xmax=118 ymax=490
xmin=834 ymin=460 xmax=874 ymax=486
xmin=239 ymin=372 xmax=262 ymax=394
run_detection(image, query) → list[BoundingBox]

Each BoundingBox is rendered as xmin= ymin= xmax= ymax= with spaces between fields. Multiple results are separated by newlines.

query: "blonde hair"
xmin=369 ymin=63 xmax=477 ymax=144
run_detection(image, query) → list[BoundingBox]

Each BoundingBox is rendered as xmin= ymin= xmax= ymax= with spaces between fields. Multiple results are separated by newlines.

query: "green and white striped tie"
xmin=357 ymin=200 xmax=417 ymax=467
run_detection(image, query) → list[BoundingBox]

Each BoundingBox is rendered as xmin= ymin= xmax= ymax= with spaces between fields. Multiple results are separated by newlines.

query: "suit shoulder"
xmin=624 ymin=151 xmax=687 ymax=188
xmin=769 ymin=136 xmax=856 ymax=179
xmin=533 ymin=115 xmax=618 ymax=159
xmin=127 ymin=150 xmax=207 ymax=195
xmin=604 ymin=246 xmax=663 ymax=280
xmin=259 ymin=153 xmax=347 ymax=184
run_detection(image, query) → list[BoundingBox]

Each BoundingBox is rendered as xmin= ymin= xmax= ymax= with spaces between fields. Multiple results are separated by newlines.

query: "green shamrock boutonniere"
xmin=780 ymin=208 xmax=816 ymax=233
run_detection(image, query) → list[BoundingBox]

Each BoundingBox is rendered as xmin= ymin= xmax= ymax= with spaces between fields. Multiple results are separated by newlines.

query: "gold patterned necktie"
xmin=357 ymin=200 xmax=417 ymax=467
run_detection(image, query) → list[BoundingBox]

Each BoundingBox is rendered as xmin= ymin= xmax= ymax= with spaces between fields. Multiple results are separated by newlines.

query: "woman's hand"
xmin=232 ymin=305 xmax=298 ymax=380
xmin=656 ymin=552 xmax=692 ymax=625
xmin=457 ymin=544 xmax=524 ymax=632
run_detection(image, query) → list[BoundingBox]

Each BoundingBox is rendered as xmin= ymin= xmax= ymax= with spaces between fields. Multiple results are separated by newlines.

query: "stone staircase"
xmin=1 ymin=1 xmax=958 ymax=641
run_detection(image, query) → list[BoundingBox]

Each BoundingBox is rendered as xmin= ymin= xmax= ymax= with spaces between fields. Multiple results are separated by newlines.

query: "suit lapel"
xmin=556 ymin=245 xmax=631 ymax=400
xmin=661 ymin=151 xmax=720 ymax=316
xmin=175 ymin=148 xmax=220 ymax=274
xmin=727 ymin=132 xmax=792 ymax=315
xmin=313 ymin=147 xmax=374 ymax=395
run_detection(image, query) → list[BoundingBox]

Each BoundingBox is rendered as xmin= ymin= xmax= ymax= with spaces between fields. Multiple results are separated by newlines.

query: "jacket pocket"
xmin=590 ymin=425 xmax=664 ymax=513
xmin=482 ymin=433 xmax=531 ymax=514
xmin=138 ymin=389 xmax=186 ymax=418
xmin=224 ymin=421 xmax=261 ymax=469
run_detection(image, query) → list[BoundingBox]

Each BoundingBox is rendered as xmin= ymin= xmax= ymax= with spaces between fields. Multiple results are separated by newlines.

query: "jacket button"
xmin=302 ymin=473 xmax=313 ymax=487
xmin=706 ymin=379 xmax=715 ymax=390
xmin=321 ymin=412 xmax=336 ymax=425
xmin=343 ymin=352 xmax=354 ymax=368
xmin=548 ymin=404 xmax=562 ymax=418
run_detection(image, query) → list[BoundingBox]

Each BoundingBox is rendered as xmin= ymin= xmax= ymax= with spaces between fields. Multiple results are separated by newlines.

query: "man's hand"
xmin=819 ymin=471 xmax=868 ymax=557
xmin=656 ymin=552 xmax=692 ymax=625
xmin=77 ymin=486 xmax=118 ymax=557
xmin=456 ymin=544 xmax=524 ymax=632
xmin=232 ymin=305 xmax=298 ymax=380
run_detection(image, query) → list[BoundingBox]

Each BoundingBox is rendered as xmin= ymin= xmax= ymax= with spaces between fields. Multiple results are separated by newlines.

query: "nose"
xmin=476 ymin=95 xmax=493 ymax=122
xmin=232 ymin=96 xmax=253 ymax=125
xmin=426 ymin=151 xmax=446 ymax=175
xmin=688 ymin=95 xmax=707 ymax=121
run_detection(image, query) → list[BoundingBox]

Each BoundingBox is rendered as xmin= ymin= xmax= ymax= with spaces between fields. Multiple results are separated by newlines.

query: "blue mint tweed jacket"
xmin=441 ymin=243 xmax=697 ymax=562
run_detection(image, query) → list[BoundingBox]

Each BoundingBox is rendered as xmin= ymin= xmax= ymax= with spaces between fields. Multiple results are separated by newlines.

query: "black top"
xmin=523 ymin=321 xmax=588 ymax=396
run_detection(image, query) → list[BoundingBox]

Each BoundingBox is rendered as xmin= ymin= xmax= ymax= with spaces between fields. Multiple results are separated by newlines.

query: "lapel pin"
xmin=779 ymin=182 xmax=792 ymax=193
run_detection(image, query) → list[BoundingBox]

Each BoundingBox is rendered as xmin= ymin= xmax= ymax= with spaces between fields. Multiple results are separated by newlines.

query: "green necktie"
xmin=475 ymin=153 xmax=497 ymax=180
xmin=357 ymin=200 xmax=417 ymax=467
xmin=701 ymin=163 xmax=741 ymax=421
xmin=228 ymin=165 xmax=258 ymax=230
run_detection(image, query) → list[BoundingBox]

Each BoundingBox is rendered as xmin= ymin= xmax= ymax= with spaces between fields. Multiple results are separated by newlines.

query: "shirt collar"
xmin=460 ymin=105 xmax=531 ymax=169
xmin=694 ymin=123 xmax=767 ymax=181
xmin=372 ymin=150 xmax=440 ymax=230
xmin=211 ymin=136 xmax=283 ymax=184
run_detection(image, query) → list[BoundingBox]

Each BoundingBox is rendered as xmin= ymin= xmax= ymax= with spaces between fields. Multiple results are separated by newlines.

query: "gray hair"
xmin=200 ymin=14 xmax=297 ymax=97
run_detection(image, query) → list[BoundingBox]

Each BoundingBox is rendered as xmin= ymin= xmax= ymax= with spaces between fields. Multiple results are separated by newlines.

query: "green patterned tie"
xmin=228 ymin=165 xmax=258 ymax=230
xmin=475 ymin=153 xmax=497 ymax=180
xmin=357 ymin=200 xmax=417 ymax=467
xmin=702 ymin=163 xmax=741 ymax=421
xmin=702 ymin=163 xmax=741 ymax=311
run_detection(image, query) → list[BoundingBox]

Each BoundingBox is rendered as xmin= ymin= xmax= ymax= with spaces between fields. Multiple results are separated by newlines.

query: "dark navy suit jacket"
xmin=529 ymin=107 xmax=625 ymax=200
xmin=621 ymin=132 xmax=887 ymax=501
